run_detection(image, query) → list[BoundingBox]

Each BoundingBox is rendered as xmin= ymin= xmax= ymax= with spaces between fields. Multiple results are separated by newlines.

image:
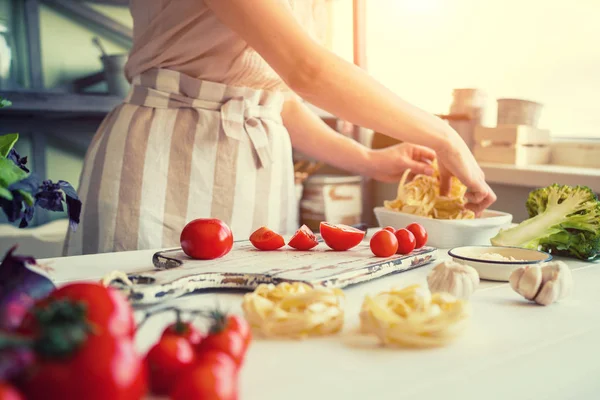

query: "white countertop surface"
xmin=40 ymin=236 xmax=600 ymax=400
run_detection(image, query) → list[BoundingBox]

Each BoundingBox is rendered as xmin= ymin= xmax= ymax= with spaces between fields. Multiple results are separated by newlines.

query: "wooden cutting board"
xmin=107 ymin=241 xmax=438 ymax=305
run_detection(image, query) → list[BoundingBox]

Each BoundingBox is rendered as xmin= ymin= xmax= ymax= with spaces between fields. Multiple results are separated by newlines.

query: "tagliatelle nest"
xmin=383 ymin=160 xmax=475 ymax=220
xmin=241 ymin=282 xmax=345 ymax=339
xmin=359 ymin=284 xmax=471 ymax=348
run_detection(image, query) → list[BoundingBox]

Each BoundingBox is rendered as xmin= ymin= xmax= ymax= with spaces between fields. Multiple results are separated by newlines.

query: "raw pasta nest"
xmin=359 ymin=284 xmax=471 ymax=348
xmin=242 ymin=282 xmax=345 ymax=338
xmin=383 ymin=160 xmax=475 ymax=220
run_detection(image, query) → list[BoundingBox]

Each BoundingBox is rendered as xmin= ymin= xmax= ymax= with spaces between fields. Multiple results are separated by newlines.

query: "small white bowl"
xmin=448 ymin=245 xmax=553 ymax=281
xmin=373 ymin=207 xmax=513 ymax=249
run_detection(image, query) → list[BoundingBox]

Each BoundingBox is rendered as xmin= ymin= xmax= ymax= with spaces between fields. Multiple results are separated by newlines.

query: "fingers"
xmin=465 ymin=185 xmax=497 ymax=216
xmin=412 ymin=144 xmax=437 ymax=162
xmin=437 ymin=163 xmax=452 ymax=196
xmin=404 ymin=159 xmax=435 ymax=177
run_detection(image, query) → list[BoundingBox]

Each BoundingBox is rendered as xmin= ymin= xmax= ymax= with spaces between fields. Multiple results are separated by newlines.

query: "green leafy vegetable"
xmin=0 ymin=96 xmax=11 ymax=108
xmin=491 ymin=184 xmax=600 ymax=260
xmin=0 ymin=133 xmax=19 ymax=158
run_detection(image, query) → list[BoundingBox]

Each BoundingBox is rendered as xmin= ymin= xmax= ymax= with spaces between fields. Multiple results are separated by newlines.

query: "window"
xmin=328 ymin=0 xmax=600 ymax=139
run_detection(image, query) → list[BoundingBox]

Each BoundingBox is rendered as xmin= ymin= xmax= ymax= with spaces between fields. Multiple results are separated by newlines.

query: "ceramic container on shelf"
xmin=301 ymin=175 xmax=362 ymax=232
xmin=473 ymin=125 xmax=551 ymax=166
xmin=496 ymin=98 xmax=543 ymax=127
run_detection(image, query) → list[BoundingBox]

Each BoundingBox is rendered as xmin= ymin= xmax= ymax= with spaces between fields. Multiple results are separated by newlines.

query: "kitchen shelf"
xmin=480 ymin=162 xmax=600 ymax=194
xmin=0 ymin=91 xmax=122 ymax=117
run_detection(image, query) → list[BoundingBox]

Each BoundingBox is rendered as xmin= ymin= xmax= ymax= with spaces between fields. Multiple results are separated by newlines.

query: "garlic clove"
xmin=508 ymin=267 xmax=525 ymax=293
xmin=516 ymin=266 xmax=543 ymax=300
xmin=509 ymin=261 xmax=573 ymax=306
xmin=534 ymin=279 xmax=560 ymax=306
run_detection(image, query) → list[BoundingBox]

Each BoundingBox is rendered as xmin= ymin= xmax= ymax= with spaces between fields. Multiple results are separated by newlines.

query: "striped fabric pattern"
xmin=63 ymin=68 xmax=298 ymax=256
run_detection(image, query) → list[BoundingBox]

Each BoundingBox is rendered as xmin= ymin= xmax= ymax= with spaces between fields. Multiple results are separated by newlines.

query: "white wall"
xmin=330 ymin=0 xmax=600 ymax=138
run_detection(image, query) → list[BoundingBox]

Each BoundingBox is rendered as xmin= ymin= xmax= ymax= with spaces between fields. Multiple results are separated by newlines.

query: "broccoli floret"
xmin=491 ymin=184 xmax=600 ymax=260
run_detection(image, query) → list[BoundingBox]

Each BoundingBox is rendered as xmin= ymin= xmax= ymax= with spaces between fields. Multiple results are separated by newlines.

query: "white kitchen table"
xmin=41 ymin=239 xmax=600 ymax=400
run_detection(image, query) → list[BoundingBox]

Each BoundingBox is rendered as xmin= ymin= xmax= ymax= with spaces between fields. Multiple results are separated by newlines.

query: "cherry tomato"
xmin=394 ymin=228 xmax=416 ymax=255
xmin=288 ymin=225 xmax=319 ymax=250
xmin=196 ymin=314 xmax=251 ymax=368
xmin=406 ymin=223 xmax=428 ymax=249
xmin=180 ymin=219 xmax=233 ymax=260
xmin=146 ymin=336 xmax=196 ymax=396
xmin=369 ymin=230 xmax=398 ymax=257
xmin=249 ymin=227 xmax=285 ymax=251
xmin=319 ymin=222 xmax=365 ymax=251
xmin=382 ymin=226 xmax=396 ymax=233
xmin=161 ymin=321 xmax=203 ymax=346
xmin=23 ymin=334 xmax=147 ymax=400
xmin=20 ymin=282 xmax=135 ymax=339
xmin=0 ymin=383 xmax=24 ymax=400
xmin=170 ymin=351 xmax=237 ymax=400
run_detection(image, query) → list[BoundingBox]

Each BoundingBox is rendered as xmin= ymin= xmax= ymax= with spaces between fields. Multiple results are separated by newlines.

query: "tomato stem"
xmin=135 ymin=306 xmax=210 ymax=333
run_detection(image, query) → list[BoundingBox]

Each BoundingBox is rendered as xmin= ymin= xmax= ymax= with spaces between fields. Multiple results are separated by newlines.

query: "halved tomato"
xmin=249 ymin=227 xmax=285 ymax=251
xmin=288 ymin=225 xmax=319 ymax=250
xmin=319 ymin=222 xmax=365 ymax=251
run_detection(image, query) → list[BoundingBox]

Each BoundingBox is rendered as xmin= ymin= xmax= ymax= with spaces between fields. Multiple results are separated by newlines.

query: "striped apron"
xmin=63 ymin=68 xmax=298 ymax=256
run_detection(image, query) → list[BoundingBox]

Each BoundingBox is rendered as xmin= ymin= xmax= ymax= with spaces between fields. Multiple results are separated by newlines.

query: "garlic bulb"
xmin=359 ymin=284 xmax=471 ymax=348
xmin=509 ymin=261 xmax=573 ymax=306
xmin=241 ymin=282 xmax=344 ymax=339
xmin=427 ymin=259 xmax=480 ymax=299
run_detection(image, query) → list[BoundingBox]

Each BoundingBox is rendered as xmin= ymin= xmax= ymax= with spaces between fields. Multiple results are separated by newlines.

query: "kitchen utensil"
xmin=92 ymin=36 xmax=108 ymax=58
xmin=105 ymin=240 xmax=438 ymax=305
xmin=448 ymin=245 xmax=552 ymax=281
xmin=373 ymin=207 xmax=513 ymax=249
xmin=92 ymin=37 xmax=130 ymax=97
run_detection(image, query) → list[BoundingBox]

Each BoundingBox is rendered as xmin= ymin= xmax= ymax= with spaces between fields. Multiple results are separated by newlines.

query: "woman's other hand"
xmin=366 ymin=143 xmax=436 ymax=183
xmin=436 ymin=134 xmax=497 ymax=215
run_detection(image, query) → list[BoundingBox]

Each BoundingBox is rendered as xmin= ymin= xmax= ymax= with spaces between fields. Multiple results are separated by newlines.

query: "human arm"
xmin=282 ymin=95 xmax=436 ymax=183
xmin=204 ymin=0 xmax=496 ymax=213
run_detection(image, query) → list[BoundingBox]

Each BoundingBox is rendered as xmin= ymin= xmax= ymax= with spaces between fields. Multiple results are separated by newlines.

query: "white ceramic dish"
xmin=373 ymin=207 xmax=513 ymax=249
xmin=448 ymin=245 xmax=552 ymax=281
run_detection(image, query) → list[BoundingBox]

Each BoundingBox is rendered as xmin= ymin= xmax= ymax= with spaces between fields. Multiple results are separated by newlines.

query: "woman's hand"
xmin=366 ymin=143 xmax=436 ymax=183
xmin=436 ymin=134 xmax=497 ymax=215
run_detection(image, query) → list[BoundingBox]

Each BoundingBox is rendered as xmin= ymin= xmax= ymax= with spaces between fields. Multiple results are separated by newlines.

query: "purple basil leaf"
xmin=7 ymin=148 xmax=30 ymax=173
xmin=0 ymin=246 xmax=55 ymax=332
xmin=58 ymin=180 xmax=81 ymax=230
xmin=35 ymin=180 xmax=65 ymax=213
xmin=9 ymin=174 xmax=39 ymax=196
xmin=0 ymin=191 xmax=25 ymax=223
xmin=18 ymin=205 xmax=35 ymax=228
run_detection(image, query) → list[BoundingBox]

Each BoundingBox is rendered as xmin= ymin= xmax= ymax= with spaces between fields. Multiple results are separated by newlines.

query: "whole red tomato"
xmin=161 ymin=321 xmax=203 ymax=346
xmin=23 ymin=334 xmax=147 ymax=400
xmin=146 ymin=336 xmax=196 ymax=396
xmin=196 ymin=314 xmax=251 ymax=368
xmin=370 ymin=230 xmax=398 ymax=257
xmin=288 ymin=225 xmax=319 ymax=250
xmin=319 ymin=222 xmax=365 ymax=251
xmin=382 ymin=226 xmax=396 ymax=233
xmin=0 ymin=383 xmax=23 ymax=400
xmin=180 ymin=219 xmax=233 ymax=260
xmin=20 ymin=283 xmax=135 ymax=339
xmin=394 ymin=228 xmax=416 ymax=255
xmin=170 ymin=351 xmax=237 ymax=400
xmin=249 ymin=227 xmax=285 ymax=251
xmin=406 ymin=223 xmax=428 ymax=249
